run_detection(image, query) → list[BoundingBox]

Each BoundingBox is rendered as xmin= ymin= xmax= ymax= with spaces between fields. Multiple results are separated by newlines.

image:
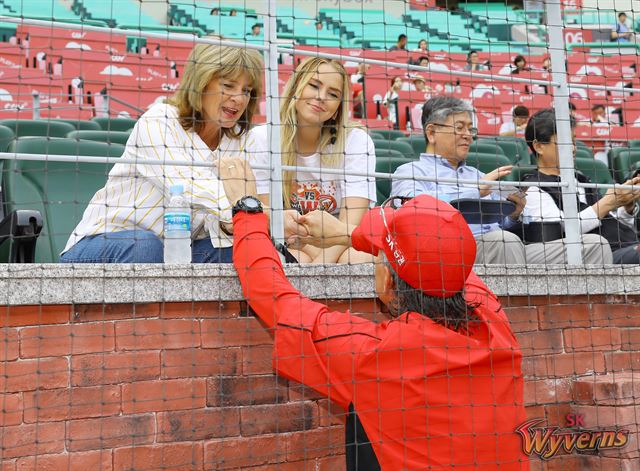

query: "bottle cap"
xmin=169 ymin=184 xmax=184 ymax=195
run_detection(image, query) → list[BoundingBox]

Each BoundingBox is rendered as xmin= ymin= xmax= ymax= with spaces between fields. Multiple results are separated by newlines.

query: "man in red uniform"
xmin=219 ymin=160 xmax=528 ymax=471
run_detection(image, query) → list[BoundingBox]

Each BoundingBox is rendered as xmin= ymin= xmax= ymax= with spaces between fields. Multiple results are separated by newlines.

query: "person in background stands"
xmin=389 ymin=34 xmax=408 ymax=51
xmin=249 ymin=24 xmax=261 ymax=37
xmin=523 ymin=109 xmax=638 ymax=264
xmin=591 ymin=104 xmax=609 ymax=124
xmin=511 ymin=55 xmax=530 ymax=74
xmin=229 ymin=9 xmax=237 ymax=16
xmin=464 ymin=50 xmax=489 ymax=71
xmin=249 ymin=57 xmax=376 ymax=264
xmin=315 ymin=21 xmax=323 ymax=31
xmin=60 ymin=43 xmax=264 ymax=263
xmin=218 ymin=157 xmax=529 ymax=470
xmin=500 ymin=105 xmax=530 ymax=138
xmin=612 ymin=12 xmax=634 ymax=42
xmin=383 ymin=76 xmax=402 ymax=129
xmin=416 ymin=56 xmax=430 ymax=67
xmin=415 ymin=39 xmax=428 ymax=53
xmin=210 ymin=8 xmax=220 ymax=15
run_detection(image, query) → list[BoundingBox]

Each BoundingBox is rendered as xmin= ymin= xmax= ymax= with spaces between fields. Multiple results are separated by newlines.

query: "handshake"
xmin=283 ymin=209 xmax=352 ymax=249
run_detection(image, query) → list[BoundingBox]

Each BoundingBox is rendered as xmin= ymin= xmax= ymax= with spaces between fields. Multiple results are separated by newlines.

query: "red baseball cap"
xmin=351 ymin=195 xmax=476 ymax=298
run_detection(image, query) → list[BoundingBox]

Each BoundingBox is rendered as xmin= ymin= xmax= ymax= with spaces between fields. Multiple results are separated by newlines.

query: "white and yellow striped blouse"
xmin=63 ymin=103 xmax=256 ymax=253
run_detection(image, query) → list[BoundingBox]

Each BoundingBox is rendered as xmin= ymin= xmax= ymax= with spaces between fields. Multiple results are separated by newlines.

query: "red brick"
xmin=206 ymin=375 xmax=287 ymax=407
xmin=538 ymin=304 xmax=591 ymax=329
xmin=161 ymin=301 xmax=239 ymax=319
xmin=571 ymin=405 xmax=640 ymax=428
xmin=249 ymin=459 xmax=315 ymax=471
xmin=524 ymin=378 xmax=572 ymax=405
xmin=317 ymin=455 xmax=346 ymax=471
xmin=522 ymin=352 xmax=606 ymax=378
xmin=0 ymin=328 xmax=18 ymax=361
xmin=577 ymin=456 xmax=638 ymax=471
xmin=573 ymin=373 xmax=640 ymax=405
xmin=0 ymin=358 xmax=69 ymax=393
xmin=19 ymin=323 xmax=115 ymax=358
xmin=0 ymin=393 xmax=22 ymax=426
xmin=242 ymin=345 xmax=273 ymax=375
xmin=0 ymin=461 xmax=15 ymax=471
xmin=204 ymin=435 xmax=287 ymax=469
xmin=564 ymin=328 xmax=621 ymax=352
xmin=122 ymin=378 xmax=206 ymax=413
xmin=0 ymin=305 xmax=70 ymax=327
xmin=157 ymin=408 xmax=240 ymax=442
xmin=16 ymin=450 xmax=113 ymax=471
xmin=115 ymin=319 xmax=200 ymax=351
xmin=1 ymin=422 xmax=65 ymax=459
xmin=201 ymin=318 xmax=273 ymax=348
xmin=503 ymin=307 xmax=539 ymax=333
xmin=288 ymin=382 xmax=325 ymax=402
xmin=318 ymin=399 xmax=347 ymax=427
xmin=605 ymin=352 xmax=640 ymax=372
xmin=71 ymin=351 xmax=160 ymax=386
xmin=66 ymin=414 xmax=155 ymax=452
xmin=241 ymin=402 xmax=318 ymax=436
xmin=72 ymin=303 xmax=159 ymax=323
xmin=516 ymin=330 xmax=563 ymax=356
xmin=620 ymin=328 xmax=640 ymax=350
xmin=286 ymin=427 xmax=344 ymax=461
xmin=23 ymin=385 xmax=121 ymax=422
xmin=543 ymin=404 xmax=574 ymax=427
xmin=113 ymin=443 xmax=202 ymax=471
xmin=592 ymin=304 xmax=640 ymax=327
xmin=161 ymin=348 xmax=238 ymax=379
xmin=599 ymin=431 xmax=639 ymax=459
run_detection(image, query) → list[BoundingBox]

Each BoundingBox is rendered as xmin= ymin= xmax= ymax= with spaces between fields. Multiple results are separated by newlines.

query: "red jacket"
xmin=233 ymin=212 xmax=529 ymax=471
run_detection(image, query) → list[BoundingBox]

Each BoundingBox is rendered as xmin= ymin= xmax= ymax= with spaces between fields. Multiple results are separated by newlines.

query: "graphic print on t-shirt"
xmin=291 ymin=181 xmax=338 ymax=214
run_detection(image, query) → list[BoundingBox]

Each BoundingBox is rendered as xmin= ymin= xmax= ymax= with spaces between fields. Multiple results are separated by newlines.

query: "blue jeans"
xmin=60 ymin=230 xmax=233 ymax=263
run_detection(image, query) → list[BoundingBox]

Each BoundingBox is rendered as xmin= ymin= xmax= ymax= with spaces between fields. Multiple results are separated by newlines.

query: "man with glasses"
xmin=217 ymin=157 xmax=528 ymax=470
xmin=391 ymin=96 xmax=529 ymax=264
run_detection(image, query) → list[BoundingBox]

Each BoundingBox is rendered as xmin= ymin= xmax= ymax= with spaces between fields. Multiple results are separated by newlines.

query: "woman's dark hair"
xmin=525 ymin=108 xmax=576 ymax=155
xmin=513 ymin=55 xmax=526 ymax=66
xmin=513 ymin=105 xmax=530 ymax=118
xmin=390 ymin=76 xmax=401 ymax=87
xmin=467 ymin=49 xmax=479 ymax=62
xmin=390 ymin=272 xmax=479 ymax=332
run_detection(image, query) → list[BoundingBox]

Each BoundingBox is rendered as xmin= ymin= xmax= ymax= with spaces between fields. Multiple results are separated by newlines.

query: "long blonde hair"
xmin=279 ymin=57 xmax=353 ymax=208
xmin=167 ymin=42 xmax=263 ymax=139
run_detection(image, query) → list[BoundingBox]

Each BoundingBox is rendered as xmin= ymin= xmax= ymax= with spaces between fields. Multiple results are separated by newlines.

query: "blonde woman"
xmin=61 ymin=43 xmax=263 ymax=263
xmin=250 ymin=57 xmax=376 ymax=264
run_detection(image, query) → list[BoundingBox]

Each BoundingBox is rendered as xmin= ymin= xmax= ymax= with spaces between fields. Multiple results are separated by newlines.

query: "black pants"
xmin=613 ymin=244 xmax=640 ymax=264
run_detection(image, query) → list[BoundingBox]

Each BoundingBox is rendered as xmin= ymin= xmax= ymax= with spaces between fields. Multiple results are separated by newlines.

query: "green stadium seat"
xmin=92 ymin=117 xmax=138 ymax=132
xmin=3 ymin=138 xmax=125 ymax=262
xmin=0 ymin=119 xmax=76 ymax=138
xmin=369 ymin=132 xmax=384 ymax=140
xmin=67 ymin=130 xmax=131 ymax=146
xmin=575 ymin=148 xmax=594 ymax=160
xmin=0 ymin=124 xmax=15 ymax=152
xmin=469 ymin=141 xmax=506 ymax=156
xmin=373 ymin=139 xmax=416 ymax=158
xmin=613 ymin=150 xmax=640 ymax=183
xmin=375 ymin=150 xmax=408 ymax=204
xmin=507 ymin=165 xmax=537 ymax=182
xmin=398 ymin=135 xmax=427 ymax=158
xmin=465 ymin=152 xmax=512 ymax=174
xmin=479 ymin=137 xmax=531 ymax=165
xmin=629 ymin=140 xmax=640 ymax=148
xmin=608 ymin=147 xmax=629 ymax=171
xmin=575 ymin=157 xmax=613 ymax=195
xmin=51 ymin=119 xmax=102 ymax=131
xmin=371 ymin=130 xmax=406 ymax=141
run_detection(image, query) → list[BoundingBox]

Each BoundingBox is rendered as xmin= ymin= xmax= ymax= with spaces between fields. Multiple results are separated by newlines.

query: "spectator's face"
xmin=393 ymin=77 xmax=403 ymax=89
xmin=419 ymin=58 xmax=429 ymax=67
xmin=414 ymin=80 xmax=426 ymax=91
xmin=427 ymin=112 xmax=474 ymax=163
xmin=418 ymin=40 xmax=427 ymax=50
xmin=295 ymin=63 xmax=343 ymax=127
xmin=316 ymin=22 xmax=323 ymax=30
xmin=469 ymin=52 xmax=479 ymax=64
xmin=516 ymin=59 xmax=526 ymax=69
xmin=514 ymin=115 xmax=529 ymax=127
xmin=535 ymin=133 xmax=577 ymax=169
xmin=399 ymin=37 xmax=407 ymax=48
xmin=620 ymin=14 xmax=627 ymax=23
xmin=592 ymin=107 xmax=606 ymax=121
xmin=252 ymin=26 xmax=260 ymax=35
xmin=201 ymin=74 xmax=253 ymax=129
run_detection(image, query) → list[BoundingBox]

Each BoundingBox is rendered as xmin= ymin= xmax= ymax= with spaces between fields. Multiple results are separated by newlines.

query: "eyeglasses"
xmin=432 ymin=123 xmax=478 ymax=137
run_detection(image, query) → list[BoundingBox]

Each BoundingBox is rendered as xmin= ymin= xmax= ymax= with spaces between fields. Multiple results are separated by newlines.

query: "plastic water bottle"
xmin=164 ymin=184 xmax=191 ymax=263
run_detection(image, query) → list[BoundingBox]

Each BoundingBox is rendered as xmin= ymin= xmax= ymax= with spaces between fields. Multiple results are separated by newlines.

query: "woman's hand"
xmin=216 ymin=158 xmax=257 ymax=205
xmin=294 ymin=210 xmax=351 ymax=248
xmin=283 ymin=209 xmax=309 ymax=247
xmin=479 ymin=165 xmax=513 ymax=197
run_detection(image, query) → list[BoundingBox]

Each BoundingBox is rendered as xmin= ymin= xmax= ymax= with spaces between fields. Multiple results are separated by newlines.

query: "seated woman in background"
xmin=249 ymin=57 xmax=376 ymax=264
xmin=60 ymin=43 xmax=264 ymax=263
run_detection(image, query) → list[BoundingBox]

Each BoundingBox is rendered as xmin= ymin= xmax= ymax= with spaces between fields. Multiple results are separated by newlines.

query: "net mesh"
xmin=0 ymin=0 xmax=639 ymax=470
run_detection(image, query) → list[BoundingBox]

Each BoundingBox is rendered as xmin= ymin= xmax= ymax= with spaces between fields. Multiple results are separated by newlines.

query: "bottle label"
xmin=164 ymin=212 xmax=191 ymax=232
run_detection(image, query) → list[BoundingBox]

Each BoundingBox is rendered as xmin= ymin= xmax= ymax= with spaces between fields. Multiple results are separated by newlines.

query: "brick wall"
xmin=1 ymin=296 xmax=639 ymax=470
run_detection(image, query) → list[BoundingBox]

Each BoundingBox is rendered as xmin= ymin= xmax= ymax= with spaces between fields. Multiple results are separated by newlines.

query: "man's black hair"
xmin=388 ymin=268 xmax=479 ymax=333
xmin=619 ymin=11 xmax=627 ymax=18
xmin=525 ymin=108 xmax=576 ymax=155
xmin=513 ymin=105 xmax=530 ymax=118
xmin=467 ymin=49 xmax=479 ymax=59
xmin=397 ymin=34 xmax=407 ymax=41
xmin=591 ymin=103 xmax=605 ymax=112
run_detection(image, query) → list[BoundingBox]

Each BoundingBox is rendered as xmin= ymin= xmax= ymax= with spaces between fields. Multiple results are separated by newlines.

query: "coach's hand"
xmin=295 ymin=210 xmax=351 ymax=248
xmin=217 ymin=158 xmax=257 ymax=205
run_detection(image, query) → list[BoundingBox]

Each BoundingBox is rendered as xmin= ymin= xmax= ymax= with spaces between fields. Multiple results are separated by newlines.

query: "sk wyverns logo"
xmin=516 ymin=413 xmax=630 ymax=460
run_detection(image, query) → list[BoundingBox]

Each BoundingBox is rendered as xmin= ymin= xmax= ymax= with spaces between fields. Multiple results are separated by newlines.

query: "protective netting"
xmin=0 ymin=1 xmax=640 ymax=470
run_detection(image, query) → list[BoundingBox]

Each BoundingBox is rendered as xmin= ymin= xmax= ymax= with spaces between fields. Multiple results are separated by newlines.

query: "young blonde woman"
xmin=250 ymin=57 xmax=376 ymax=264
xmin=61 ymin=43 xmax=263 ymax=263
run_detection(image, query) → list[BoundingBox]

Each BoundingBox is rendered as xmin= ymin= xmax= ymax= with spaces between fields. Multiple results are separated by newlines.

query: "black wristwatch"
xmin=232 ymin=196 xmax=263 ymax=216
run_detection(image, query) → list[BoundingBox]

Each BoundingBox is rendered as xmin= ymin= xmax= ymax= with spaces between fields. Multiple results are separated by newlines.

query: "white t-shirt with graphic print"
xmin=249 ymin=125 xmax=376 ymax=215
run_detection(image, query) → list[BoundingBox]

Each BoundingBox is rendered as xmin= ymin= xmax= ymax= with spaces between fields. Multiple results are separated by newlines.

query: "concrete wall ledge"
xmin=1 ymin=264 xmax=640 ymax=306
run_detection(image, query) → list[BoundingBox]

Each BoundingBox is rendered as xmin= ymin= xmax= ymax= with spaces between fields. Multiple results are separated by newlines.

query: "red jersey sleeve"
xmin=232 ymin=212 xmax=383 ymax=408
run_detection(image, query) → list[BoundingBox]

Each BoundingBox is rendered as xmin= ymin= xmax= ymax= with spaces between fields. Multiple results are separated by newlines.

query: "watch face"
xmin=245 ymin=197 xmax=261 ymax=210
